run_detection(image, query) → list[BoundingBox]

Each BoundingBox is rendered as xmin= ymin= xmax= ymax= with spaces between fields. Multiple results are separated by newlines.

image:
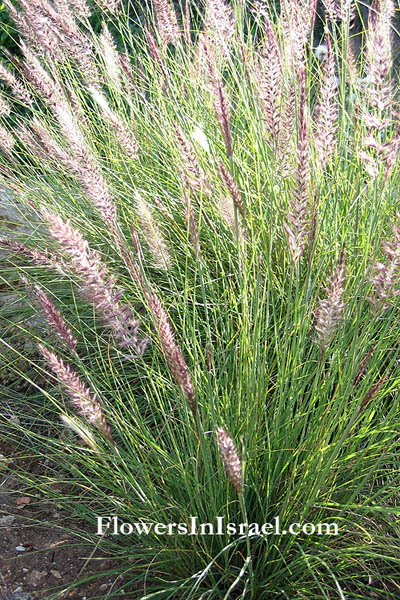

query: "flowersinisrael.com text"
xmin=96 ymin=516 xmax=338 ymax=537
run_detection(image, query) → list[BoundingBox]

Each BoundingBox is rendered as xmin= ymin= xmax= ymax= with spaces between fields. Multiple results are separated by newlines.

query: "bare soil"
xmin=0 ymin=440 xmax=132 ymax=600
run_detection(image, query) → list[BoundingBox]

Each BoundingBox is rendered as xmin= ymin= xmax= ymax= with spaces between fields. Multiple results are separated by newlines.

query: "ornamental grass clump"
xmin=0 ymin=0 xmax=400 ymax=598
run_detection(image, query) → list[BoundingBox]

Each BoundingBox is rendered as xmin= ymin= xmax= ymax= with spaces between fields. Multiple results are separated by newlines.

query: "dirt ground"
xmin=0 ymin=440 xmax=134 ymax=600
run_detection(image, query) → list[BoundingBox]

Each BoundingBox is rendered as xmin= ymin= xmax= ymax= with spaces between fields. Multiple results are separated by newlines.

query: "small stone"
xmin=0 ymin=515 xmax=15 ymax=525
xmin=99 ymin=584 xmax=108 ymax=592
xmin=16 ymin=496 xmax=31 ymax=506
xmin=12 ymin=588 xmax=32 ymax=600
xmin=50 ymin=569 xmax=62 ymax=579
xmin=26 ymin=569 xmax=47 ymax=587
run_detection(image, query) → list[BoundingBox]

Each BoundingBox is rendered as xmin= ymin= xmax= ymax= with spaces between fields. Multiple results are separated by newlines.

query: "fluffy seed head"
xmin=38 ymin=345 xmax=113 ymax=444
xmin=314 ymin=250 xmax=346 ymax=354
xmin=134 ymin=191 xmax=172 ymax=270
xmin=216 ymin=427 xmax=242 ymax=494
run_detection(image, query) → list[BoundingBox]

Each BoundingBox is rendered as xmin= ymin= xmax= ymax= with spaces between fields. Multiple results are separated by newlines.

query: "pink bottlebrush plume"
xmin=204 ymin=0 xmax=235 ymax=57
xmin=119 ymin=53 xmax=135 ymax=82
xmin=200 ymin=37 xmax=232 ymax=158
xmin=184 ymin=0 xmax=191 ymax=49
xmin=13 ymin=0 xmax=61 ymax=57
xmin=354 ymin=345 xmax=376 ymax=386
xmin=216 ymin=427 xmax=243 ymax=494
xmin=95 ymin=0 xmax=121 ymax=13
xmin=3 ymin=1 xmax=33 ymax=47
xmin=42 ymin=211 xmax=149 ymax=357
xmin=99 ymin=24 xmax=121 ymax=88
xmin=149 ymin=292 xmax=196 ymax=417
xmin=0 ymin=61 xmax=32 ymax=106
xmin=0 ymin=93 xmax=11 ymax=117
xmin=0 ymin=238 xmax=68 ymax=275
xmin=89 ymin=86 xmax=139 ymax=160
xmin=19 ymin=119 xmax=70 ymax=166
xmin=314 ymin=249 xmax=346 ymax=355
xmin=153 ymin=197 xmax=174 ymax=222
xmin=145 ymin=28 xmax=169 ymax=82
xmin=22 ymin=277 xmax=77 ymax=353
xmin=345 ymin=38 xmax=359 ymax=84
xmin=153 ymin=0 xmax=181 ymax=47
xmin=323 ymin=0 xmax=355 ymax=24
xmin=369 ymin=222 xmax=400 ymax=311
xmin=173 ymin=123 xmax=210 ymax=193
xmin=38 ymin=344 xmax=113 ymax=444
xmin=134 ymin=190 xmax=172 ymax=270
xmin=381 ymin=124 xmax=400 ymax=183
xmin=284 ymin=68 xmax=311 ymax=263
xmin=19 ymin=1 xmax=100 ymax=85
xmin=365 ymin=0 xmax=394 ymax=114
xmin=32 ymin=110 xmax=116 ymax=225
xmin=218 ymin=162 xmax=246 ymax=219
xmin=358 ymin=374 xmax=387 ymax=415
xmin=111 ymin=227 xmax=195 ymax=414
xmin=63 ymin=0 xmax=92 ymax=20
xmin=314 ymin=31 xmax=339 ymax=169
xmin=276 ymin=83 xmax=296 ymax=177
xmin=0 ymin=125 xmax=14 ymax=152
xmin=358 ymin=0 xmax=395 ymax=179
xmin=20 ymin=42 xmax=64 ymax=110
xmin=255 ymin=13 xmax=282 ymax=144
xmin=281 ymin=0 xmax=315 ymax=67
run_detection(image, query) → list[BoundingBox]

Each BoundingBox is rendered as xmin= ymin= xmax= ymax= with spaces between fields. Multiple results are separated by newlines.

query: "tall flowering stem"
xmin=0 ymin=61 xmax=32 ymax=105
xmin=254 ymin=13 xmax=282 ymax=144
xmin=314 ymin=249 xmax=346 ymax=356
xmin=204 ymin=0 xmax=235 ymax=57
xmin=359 ymin=0 xmax=395 ymax=179
xmin=149 ymin=293 xmax=196 ymax=417
xmin=153 ymin=0 xmax=181 ymax=47
xmin=218 ymin=162 xmax=246 ymax=219
xmin=369 ymin=222 xmax=400 ymax=311
xmin=358 ymin=375 xmax=387 ymax=415
xmin=134 ymin=191 xmax=172 ymax=270
xmin=323 ymin=0 xmax=355 ymax=24
xmin=114 ymin=230 xmax=196 ymax=417
xmin=0 ymin=239 xmax=68 ymax=275
xmin=38 ymin=345 xmax=113 ymax=445
xmin=284 ymin=68 xmax=311 ymax=263
xmin=216 ymin=82 xmax=232 ymax=159
xmin=216 ymin=427 xmax=242 ymax=494
xmin=314 ymin=32 xmax=339 ymax=170
xmin=22 ymin=278 xmax=78 ymax=353
xmin=46 ymin=111 xmax=116 ymax=225
xmin=202 ymin=39 xmax=232 ymax=159
xmin=145 ymin=28 xmax=169 ymax=83
xmin=42 ymin=211 xmax=149 ymax=356
xmin=173 ymin=123 xmax=210 ymax=193
xmin=89 ymin=86 xmax=139 ymax=161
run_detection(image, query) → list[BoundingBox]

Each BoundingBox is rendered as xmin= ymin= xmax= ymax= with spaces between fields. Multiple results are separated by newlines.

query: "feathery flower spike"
xmin=22 ymin=278 xmax=77 ymax=353
xmin=216 ymin=427 xmax=242 ymax=494
xmin=314 ymin=249 xmax=346 ymax=355
xmin=314 ymin=31 xmax=339 ymax=169
xmin=38 ymin=345 xmax=113 ymax=445
xmin=369 ymin=222 xmax=400 ymax=311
